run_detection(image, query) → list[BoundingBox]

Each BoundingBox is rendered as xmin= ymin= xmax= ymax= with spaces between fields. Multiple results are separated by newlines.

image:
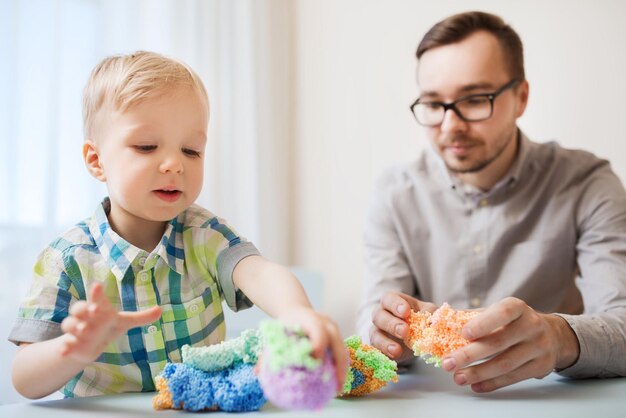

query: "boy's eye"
xmin=183 ymin=148 xmax=201 ymax=157
xmin=134 ymin=145 xmax=157 ymax=152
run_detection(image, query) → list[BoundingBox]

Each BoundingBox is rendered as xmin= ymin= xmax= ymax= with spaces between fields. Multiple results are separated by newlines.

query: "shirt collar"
xmin=155 ymin=216 xmax=186 ymax=275
xmin=88 ymin=198 xmax=185 ymax=281
xmin=506 ymin=130 xmax=531 ymax=184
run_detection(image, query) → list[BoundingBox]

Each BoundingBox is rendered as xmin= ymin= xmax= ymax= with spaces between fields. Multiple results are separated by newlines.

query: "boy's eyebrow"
xmin=122 ymin=124 xmax=154 ymax=135
xmin=123 ymin=124 xmax=208 ymax=140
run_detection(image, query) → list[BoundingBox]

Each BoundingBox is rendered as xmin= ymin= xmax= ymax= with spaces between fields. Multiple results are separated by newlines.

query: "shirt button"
xmin=479 ymin=199 xmax=488 ymax=207
xmin=139 ymin=272 xmax=150 ymax=283
xmin=473 ymin=244 xmax=482 ymax=255
xmin=138 ymin=257 xmax=147 ymax=266
xmin=470 ymin=297 xmax=482 ymax=308
xmin=147 ymin=325 xmax=158 ymax=334
xmin=189 ymin=304 xmax=199 ymax=313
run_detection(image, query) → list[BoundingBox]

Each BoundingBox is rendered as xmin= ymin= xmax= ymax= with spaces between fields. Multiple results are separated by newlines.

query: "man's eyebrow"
xmin=458 ymin=82 xmax=497 ymax=93
xmin=419 ymin=82 xmax=497 ymax=99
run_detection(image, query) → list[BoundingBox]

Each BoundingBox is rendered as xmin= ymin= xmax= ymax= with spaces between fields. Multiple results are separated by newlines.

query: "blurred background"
xmin=1 ymin=0 xmax=625 ymax=403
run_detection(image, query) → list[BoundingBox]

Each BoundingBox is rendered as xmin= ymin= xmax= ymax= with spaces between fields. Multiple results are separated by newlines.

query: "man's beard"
xmin=441 ymin=133 xmax=515 ymax=174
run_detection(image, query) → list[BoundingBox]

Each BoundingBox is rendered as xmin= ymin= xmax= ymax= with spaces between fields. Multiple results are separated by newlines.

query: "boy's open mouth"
xmin=154 ymin=189 xmax=182 ymax=202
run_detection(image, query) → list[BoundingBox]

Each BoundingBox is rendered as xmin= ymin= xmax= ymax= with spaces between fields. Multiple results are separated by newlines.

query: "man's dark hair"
xmin=417 ymin=11 xmax=525 ymax=81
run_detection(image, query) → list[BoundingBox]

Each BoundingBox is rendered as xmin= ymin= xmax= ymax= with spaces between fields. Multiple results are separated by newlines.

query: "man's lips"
xmin=443 ymin=142 xmax=477 ymax=157
xmin=153 ymin=189 xmax=182 ymax=202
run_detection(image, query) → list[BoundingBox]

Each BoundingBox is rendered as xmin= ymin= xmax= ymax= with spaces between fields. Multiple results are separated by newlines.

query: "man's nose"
xmin=439 ymin=107 xmax=468 ymax=134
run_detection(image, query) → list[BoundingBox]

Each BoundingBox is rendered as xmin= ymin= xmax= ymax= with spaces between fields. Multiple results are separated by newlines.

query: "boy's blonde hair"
xmin=82 ymin=51 xmax=209 ymax=139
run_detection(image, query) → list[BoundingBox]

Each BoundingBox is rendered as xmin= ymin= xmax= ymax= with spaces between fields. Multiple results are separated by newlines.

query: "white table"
xmin=1 ymin=363 xmax=624 ymax=417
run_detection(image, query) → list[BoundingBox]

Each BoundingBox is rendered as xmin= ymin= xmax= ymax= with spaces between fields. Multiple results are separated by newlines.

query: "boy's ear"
xmin=83 ymin=140 xmax=106 ymax=182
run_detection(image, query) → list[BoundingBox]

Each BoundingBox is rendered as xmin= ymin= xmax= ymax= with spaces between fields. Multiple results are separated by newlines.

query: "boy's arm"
xmin=12 ymin=337 xmax=91 ymax=399
xmin=11 ymin=283 xmax=161 ymax=399
xmin=232 ymin=255 xmax=311 ymax=318
xmin=232 ymin=255 xmax=347 ymax=388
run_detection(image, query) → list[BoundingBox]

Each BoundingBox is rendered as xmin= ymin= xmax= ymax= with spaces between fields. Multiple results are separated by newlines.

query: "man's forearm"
xmin=546 ymin=314 xmax=580 ymax=370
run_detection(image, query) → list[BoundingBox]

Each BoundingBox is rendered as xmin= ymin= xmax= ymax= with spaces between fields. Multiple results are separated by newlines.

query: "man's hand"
xmin=441 ymin=297 xmax=580 ymax=392
xmin=369 ymin=291 xmax=437 ymax=363
xmin=60 ymin=282 xmax=162 ymax=363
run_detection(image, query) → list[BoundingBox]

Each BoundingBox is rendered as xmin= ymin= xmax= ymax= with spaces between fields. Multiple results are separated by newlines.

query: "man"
xmin=359 ymin=11 xmax=626 ymax=392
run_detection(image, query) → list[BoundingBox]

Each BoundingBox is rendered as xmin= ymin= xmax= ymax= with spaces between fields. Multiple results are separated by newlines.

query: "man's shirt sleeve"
xmin=557 ymin=160 xmax=626 ymax=377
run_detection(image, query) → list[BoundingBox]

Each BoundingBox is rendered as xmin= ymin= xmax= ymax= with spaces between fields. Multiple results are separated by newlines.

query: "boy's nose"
xmin=160 ymin=156 xmax=184 ymax=174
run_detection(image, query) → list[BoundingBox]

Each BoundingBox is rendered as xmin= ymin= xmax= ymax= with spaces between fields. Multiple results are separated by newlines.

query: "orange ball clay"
xmin=406 ymin=303 xmax=480 ymax=367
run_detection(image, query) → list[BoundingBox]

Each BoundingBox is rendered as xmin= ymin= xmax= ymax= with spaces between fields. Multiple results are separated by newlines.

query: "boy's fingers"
xmin=61 ymin=316 xmax=81 ymax=334
xmin=61 ymin=334 xmax=79 ymax=357
xmin=86 ymin=282 xmax=115 ymax=316
xmin=69 ymin=301 xmax=89 ymax=318
xmin=304 ymin=318 xmax=347 ymax=390
xmin=328 ymin=328 xmax=348 ymax=390
xmin=305 ymin=317 xmax=328 ymax=359
xmin=118 ymin=306 xmax=162 ymax=331
xmin=87 ymin=282 xmax=105 ymax=303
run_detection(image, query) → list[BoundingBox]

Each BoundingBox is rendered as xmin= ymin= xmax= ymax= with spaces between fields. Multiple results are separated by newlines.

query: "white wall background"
xmin=291 ymin=0 xmax=626 ymax=335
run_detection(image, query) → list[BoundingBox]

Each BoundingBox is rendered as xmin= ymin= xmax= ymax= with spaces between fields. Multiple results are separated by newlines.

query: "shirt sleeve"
xmin=358 ymin=168 xmax=418 ymax=344
xmin=217 ymin=241 xmax=261 ymax=312
xmin=8 ymin=245 xmax=78 ymax=345
xmin=196 ymin=214 xmax=261 ymax=312
xmin=556 ymin=161 xmax=626 ymax=378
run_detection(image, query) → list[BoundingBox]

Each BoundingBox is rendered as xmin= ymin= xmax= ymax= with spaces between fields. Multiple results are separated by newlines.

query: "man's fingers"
xmin=379 ymin=292 xmax=414 ymax=318
xmin=453 ymin=341 xmax=540 ymax=386
xmin=372 ymin=306 xmax=409 ymax=340
xmin=462 ymin=297 xmax=526 ymax=340
xmin=118 ymin=306 xmax=162 ymax=331
xmin=445 ymin=314 xmax=528 ymax=370
xmin=468 ymin=356 xmax=549 ymax=393
xmin=369 ymin=326 xmax=406 ymax=360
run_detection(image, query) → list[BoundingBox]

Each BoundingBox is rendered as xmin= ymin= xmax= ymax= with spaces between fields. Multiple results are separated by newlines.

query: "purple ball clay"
xmin=258 ymin=352 xmax=336 ymax=410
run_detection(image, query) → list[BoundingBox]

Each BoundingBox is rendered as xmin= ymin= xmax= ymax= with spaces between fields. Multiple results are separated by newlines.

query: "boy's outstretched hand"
xmin=278 ymin=307 xmax=348 ymax=391
xmin=60 ymin=282 xmax=162 ymax=363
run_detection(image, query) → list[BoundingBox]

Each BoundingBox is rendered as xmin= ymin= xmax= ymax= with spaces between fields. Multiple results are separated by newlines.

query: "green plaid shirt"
xmin=9 ymin=198 xmax=259 ymax=397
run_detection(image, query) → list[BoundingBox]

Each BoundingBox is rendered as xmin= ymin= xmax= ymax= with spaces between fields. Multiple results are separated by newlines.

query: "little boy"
xmin=9 ymin=51 xmax=346 ymax=399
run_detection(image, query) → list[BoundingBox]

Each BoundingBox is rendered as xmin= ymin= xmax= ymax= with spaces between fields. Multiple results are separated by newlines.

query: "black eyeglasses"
xmin=410 ymin=79 xmax=520 ymax=127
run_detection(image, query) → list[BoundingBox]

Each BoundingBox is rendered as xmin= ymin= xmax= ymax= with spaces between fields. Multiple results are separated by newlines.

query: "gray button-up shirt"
xmin=359 ymin=132 xmax=626 ymax=378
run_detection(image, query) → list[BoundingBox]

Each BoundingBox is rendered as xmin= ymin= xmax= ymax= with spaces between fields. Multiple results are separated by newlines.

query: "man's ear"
xmin=83 ymin=140 xmax=106 ymax=182
xmin=515 ymin=79 xmax=530 ymax=118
